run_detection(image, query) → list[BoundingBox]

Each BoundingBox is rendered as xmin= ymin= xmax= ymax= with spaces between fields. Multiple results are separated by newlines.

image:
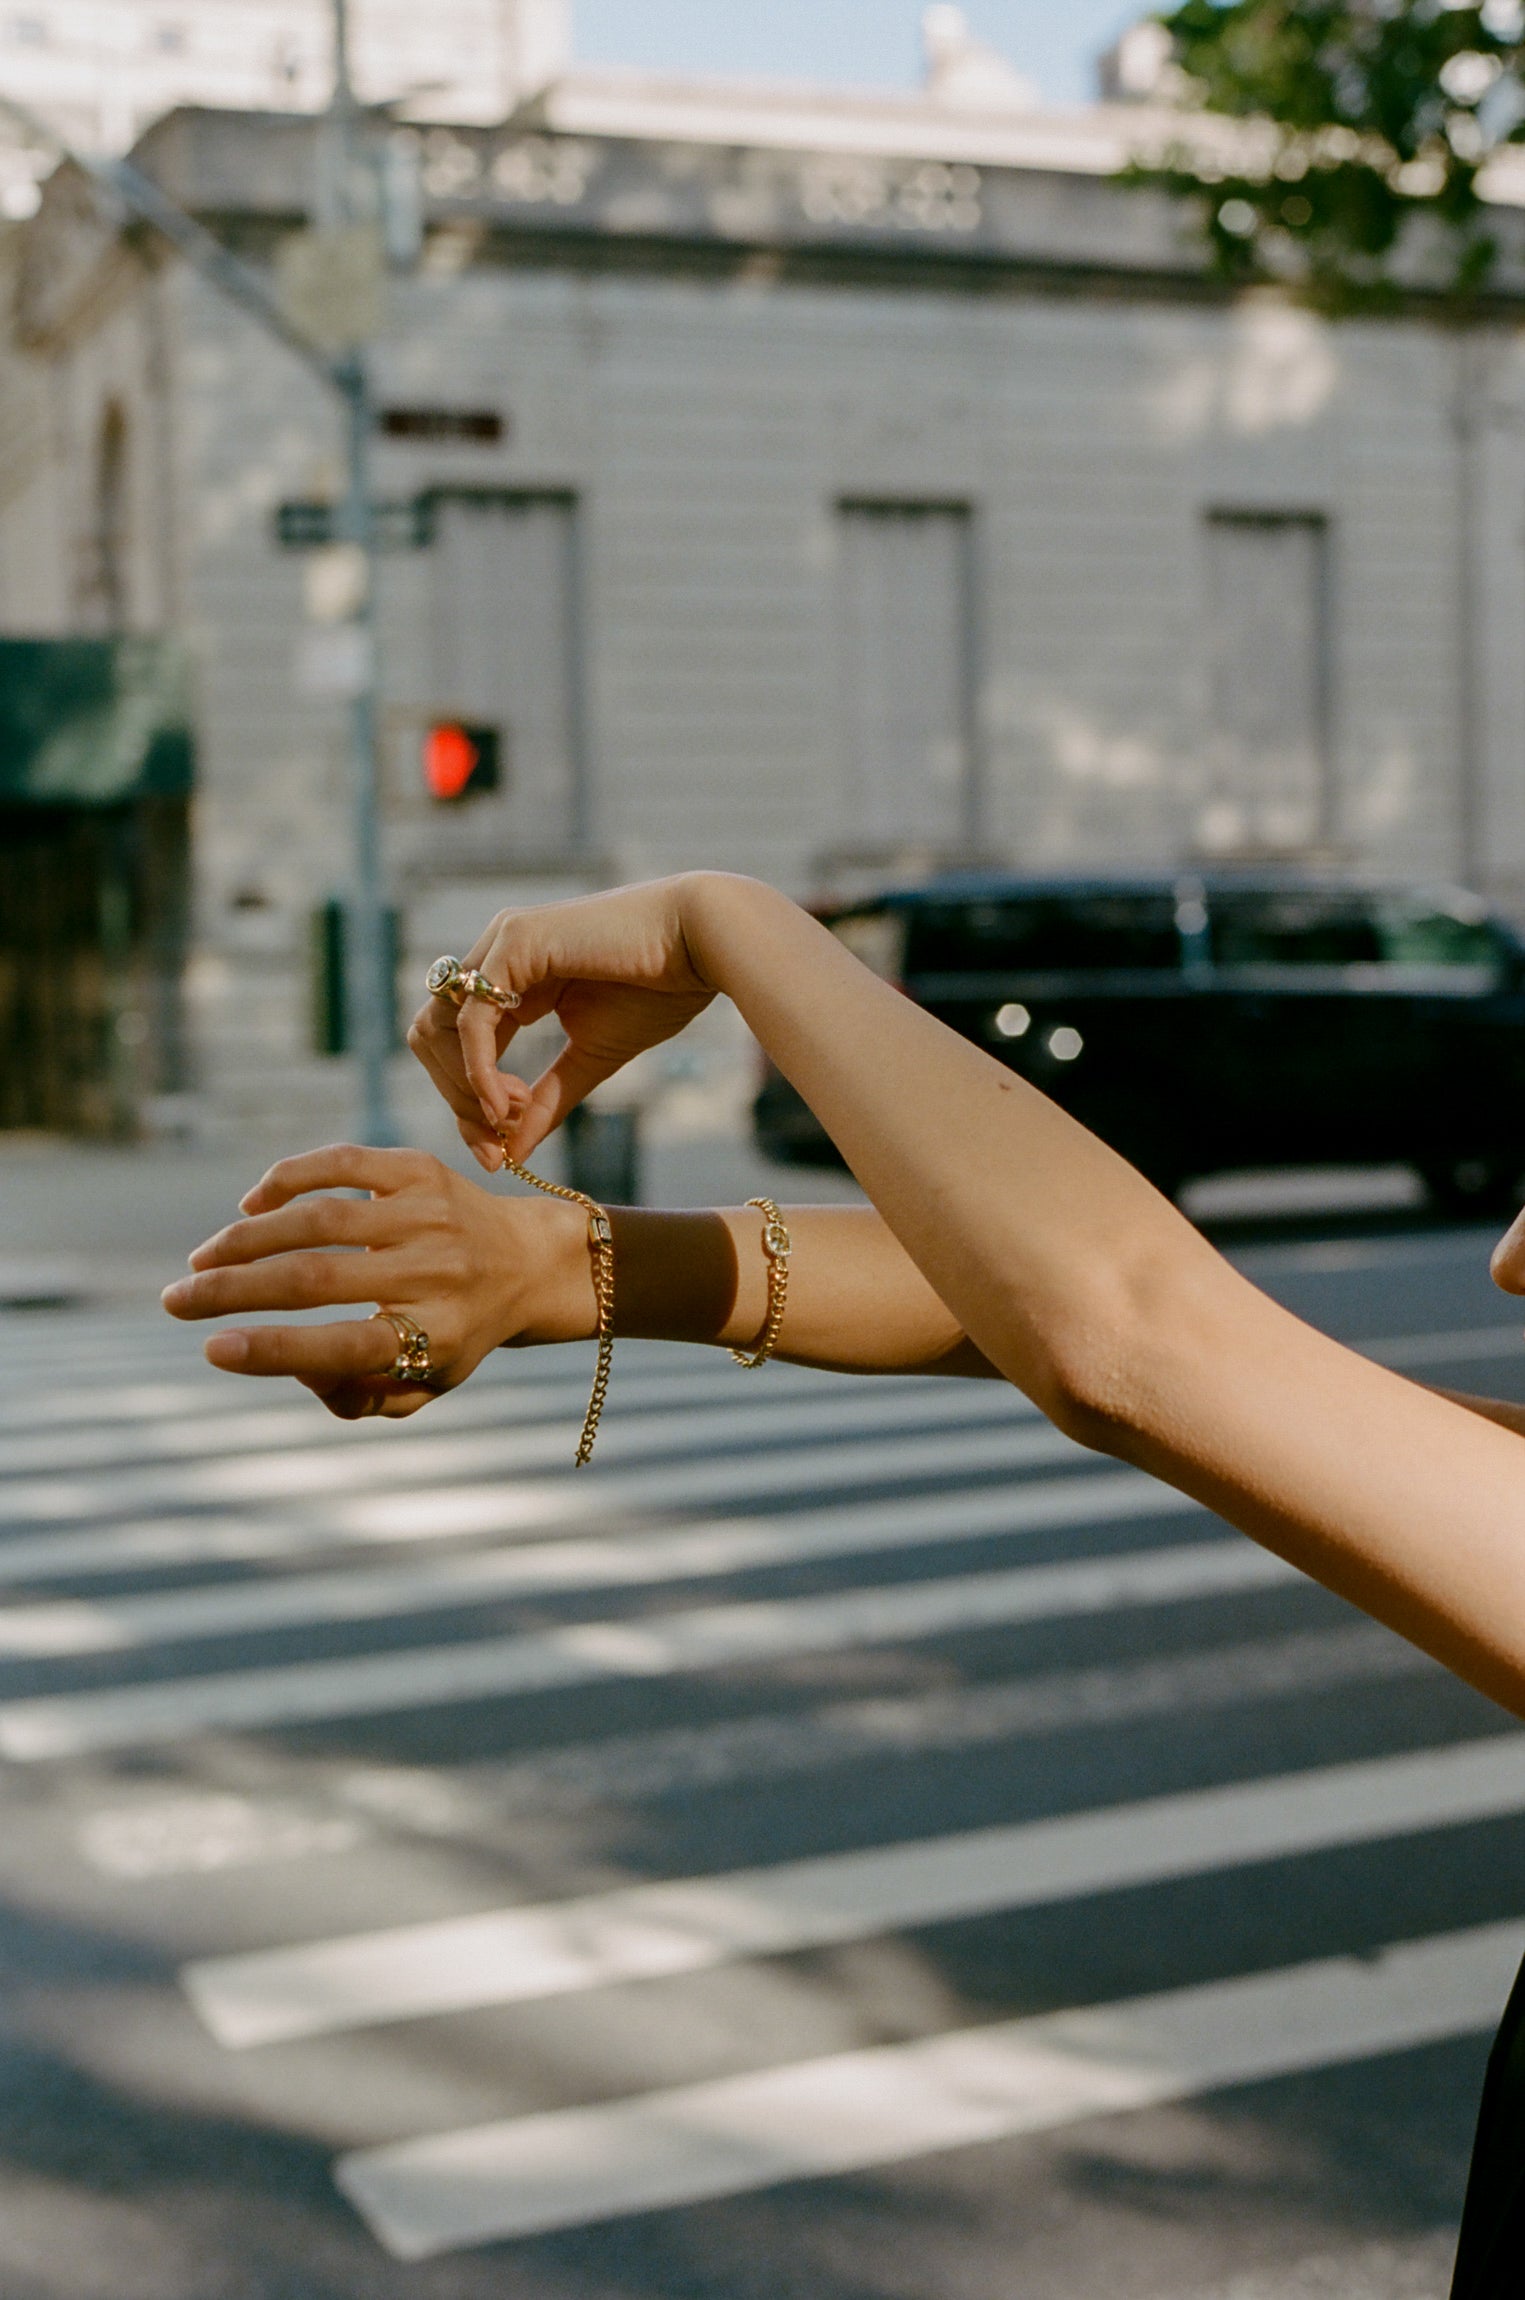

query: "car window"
xmin=905 ymin=895 xmax=1180 ymax=974
xmin=826 ymin=909 xmax=906 ymax=981
xmin=1209 ymin=893 xmax=1382 ymax=967
xmin=1371 ymin=894 xmax=1506 ymax=972
xmin=1209 ymin=889 xmax=1508 ymax=980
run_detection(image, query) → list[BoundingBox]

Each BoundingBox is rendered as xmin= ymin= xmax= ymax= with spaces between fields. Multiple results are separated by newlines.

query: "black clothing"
xmin=1452 ymin=1953 xmax=1525 ymax=2296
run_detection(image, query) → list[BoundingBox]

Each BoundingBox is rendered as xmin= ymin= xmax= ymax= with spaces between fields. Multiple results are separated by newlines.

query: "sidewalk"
xmin=0 ymin=1124 xmax=865 ymax=1309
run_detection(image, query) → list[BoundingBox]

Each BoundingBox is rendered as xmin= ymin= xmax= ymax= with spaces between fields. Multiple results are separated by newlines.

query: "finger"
xmin=499 ymin=1041 xmax=627 ymax=1162
xmin=189 ymin=1194 xmax=397 ymax=1272
xmin=409 ymin=1031 xmax=502 ymax=1173
xmin=204 ymin=1318 xmax=399 ymax=1381
xmin=301 ymin=1377 xmax=436 ymax=1422
xmin=458 ymin=1111 xmax=510 ymax=1174
xmin=457 ymin=1000 xmax=527 ymax=1131
xmin=164 ymin=1249 xmax=403 ymax=1320
xmin=239 ymin=1144 xmax=432 ymax=1217
xmin=409 ymin=1007 xmax=528 ymax=1168
xmin=1492 ymin=1210 xmax=1525 ymax=1294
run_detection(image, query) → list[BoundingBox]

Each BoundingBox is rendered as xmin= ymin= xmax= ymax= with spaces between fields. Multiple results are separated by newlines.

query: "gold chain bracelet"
xmin=496 ymin=1137 xmax=614 ymax=1466
xmin=731 ymin=1197 xmax=791 ymax=1368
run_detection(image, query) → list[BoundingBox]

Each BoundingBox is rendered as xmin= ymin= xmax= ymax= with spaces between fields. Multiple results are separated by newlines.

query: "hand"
xmin=406 ymin=874 xmax=729 ymax=1169
xmin=160 ymin=1145 xmax=591 ymax=1419
xmin=1493 ymin=1206 xmax=1525 ymax=1299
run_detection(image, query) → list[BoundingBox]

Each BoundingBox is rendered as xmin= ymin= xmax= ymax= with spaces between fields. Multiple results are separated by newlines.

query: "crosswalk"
xmin=2 ymin=1292 xmax=1523 ymax=2284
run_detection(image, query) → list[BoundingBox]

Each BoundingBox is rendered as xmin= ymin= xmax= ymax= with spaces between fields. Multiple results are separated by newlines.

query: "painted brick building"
xmin=4 ymin=52 xmax=1525 ymax=1140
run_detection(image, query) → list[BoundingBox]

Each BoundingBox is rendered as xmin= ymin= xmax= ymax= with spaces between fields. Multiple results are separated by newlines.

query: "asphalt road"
xmin=0 ymin=1212 xmax=1521 ymax=2300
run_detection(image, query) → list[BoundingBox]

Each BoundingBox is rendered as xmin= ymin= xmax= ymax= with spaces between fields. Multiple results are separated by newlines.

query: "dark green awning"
xmin=0 ymin=638 xmax=193 ymax=806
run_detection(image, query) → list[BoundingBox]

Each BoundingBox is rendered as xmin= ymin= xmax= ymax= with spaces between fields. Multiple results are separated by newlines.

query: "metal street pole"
xmin=337 ymin=351 xmax=394 ymax=1145
xmin=328 ymin=0 xmax=395 ymax=1146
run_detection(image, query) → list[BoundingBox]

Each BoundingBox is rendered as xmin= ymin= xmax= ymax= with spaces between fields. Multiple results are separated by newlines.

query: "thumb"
xmin=498 ymin=1043 xmax=626 ymax=1164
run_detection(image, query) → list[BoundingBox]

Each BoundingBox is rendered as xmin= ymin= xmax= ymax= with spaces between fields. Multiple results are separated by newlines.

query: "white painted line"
xmin=1363 ymin=1325 xmax=1525 ymax=1369
xmin=0 ymin=1364 xmax=1002 ymax=1473
xmin=185 ymin=1731 xmax=1525 ymax=2049
xmin=334 ymin=1423 xmax=1080 ymax=1546
xmin=445 ymin=1622 xmax=1434 ymax=1819
xmin=0 ymin=1321 xmax=1503 ymax=1451
xmin=6 ymin=1319 xmax=1515 ymax=1519
xmin=0 ymin=1405 xmax=1071 ymax=1528
xmin=0 ymin=1470 xmax=1193 ymax=1655
xmin=0 ymin=1538 xmax=1293 ymax=1759
xmin=334 ymin=1917 xmax=1525 ymax=2258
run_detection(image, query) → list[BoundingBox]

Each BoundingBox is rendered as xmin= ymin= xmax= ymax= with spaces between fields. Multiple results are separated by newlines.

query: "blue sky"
xmin=574 ymin=4 xmax=1148 ymax=109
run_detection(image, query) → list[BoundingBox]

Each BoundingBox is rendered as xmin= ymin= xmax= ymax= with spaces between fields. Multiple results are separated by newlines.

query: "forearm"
xmin=1435 ymin=1387 xmax=1525 ymax=1440
xmin=599 ymin=1204 xmax=997 ymax=1375
xmin=682 ymin=873 xmax=1192 ymax=1419
xmin=680 ymin=875 xmax=1525 ymax=1714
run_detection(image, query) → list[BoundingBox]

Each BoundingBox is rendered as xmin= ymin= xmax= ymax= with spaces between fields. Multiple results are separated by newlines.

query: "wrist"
xmin=678 ymin=871 xmax=794 ymax=998
xmin=500 ymin=1196 xmax=599 ymax=1348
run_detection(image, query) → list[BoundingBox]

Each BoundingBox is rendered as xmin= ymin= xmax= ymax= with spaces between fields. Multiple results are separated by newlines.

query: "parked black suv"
xmin=753 ymin=874 xmax=1525 ymax=1212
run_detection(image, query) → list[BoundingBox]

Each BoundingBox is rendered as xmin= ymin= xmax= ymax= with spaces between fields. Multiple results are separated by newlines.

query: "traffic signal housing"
xmin=423 ymin=721 xmax=500 ymax=802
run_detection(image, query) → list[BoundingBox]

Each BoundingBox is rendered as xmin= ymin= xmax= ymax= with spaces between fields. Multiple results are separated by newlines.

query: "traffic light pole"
xmin=328 ymin=0 xmax=396 ymax=1145
xmin=337 ymin=349 xmax=394 ymax=1146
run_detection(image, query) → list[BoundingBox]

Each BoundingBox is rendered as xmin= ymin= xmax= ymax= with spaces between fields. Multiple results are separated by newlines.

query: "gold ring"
xmin=426 ymin=955 xmax=520 ymax=1011
xmin=372 ymin=1307 xmax=436 ymax=1384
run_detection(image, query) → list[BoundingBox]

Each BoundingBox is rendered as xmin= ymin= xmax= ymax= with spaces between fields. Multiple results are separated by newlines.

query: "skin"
xmin=165 ymin=870 xmax=1525 ymax=1716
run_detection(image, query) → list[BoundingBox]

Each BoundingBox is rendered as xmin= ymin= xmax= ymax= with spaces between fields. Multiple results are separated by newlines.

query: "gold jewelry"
xmin=426 ymin=955 xmax=521 ymax=1012
xmin=731 ymin=1198 xmax=791 ymax=1368
xmin=372 ymin=1307 xmax=436 ymax=1383
xmin=496 ymin=1134 xmax=615 ymax=1466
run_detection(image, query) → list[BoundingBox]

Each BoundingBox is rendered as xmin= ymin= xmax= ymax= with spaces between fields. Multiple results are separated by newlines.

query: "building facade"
xmin=4 ymin=83 xmax=1525 ymax=1141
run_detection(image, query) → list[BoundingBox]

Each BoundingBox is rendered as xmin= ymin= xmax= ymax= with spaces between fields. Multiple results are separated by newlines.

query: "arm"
xmin=163 ymin=1176 xmax=998 ymax=1413
xmin=174 ymin=870 xmax=1525 ymax=1718
xmin=1436 ymin=1388 xmax=1525 ymax=1441
xmin=611 ymin=1205 xmax=998 ymax=1376
xmin=672 ymin=878 xmax=1525 ymax=1716
xmin=415 ymin=872 xmax=1525 ymax=1715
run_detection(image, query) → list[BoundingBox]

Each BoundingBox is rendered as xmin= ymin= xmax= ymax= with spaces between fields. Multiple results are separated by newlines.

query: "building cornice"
xmin=22 ymin=105 xmax=1525 ymax=325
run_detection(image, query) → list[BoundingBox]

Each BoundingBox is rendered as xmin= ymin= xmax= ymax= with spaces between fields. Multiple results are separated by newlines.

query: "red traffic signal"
xmin=423 ymin=721 xmax=500 ymax=802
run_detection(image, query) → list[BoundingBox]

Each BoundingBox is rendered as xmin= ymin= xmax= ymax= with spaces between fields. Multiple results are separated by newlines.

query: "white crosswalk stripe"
xmin=2 ymin=1309 xmax=1522 ymax=2273
xmin=334 ymin=1920 xmax=1525 ymax=2259
xmin=0 ymin=1470 xmax=1194 ymax=1651
xmin=0 ymin=1368 xmax=1037 ymax=1485
xmin=0 ymin=1538 xmax=1292 ymax=1757
xmin=183 ymin=1733 xmax=1525 ymax=2047
xmin=0 ymin=1414 xmax=1081 ymax=1528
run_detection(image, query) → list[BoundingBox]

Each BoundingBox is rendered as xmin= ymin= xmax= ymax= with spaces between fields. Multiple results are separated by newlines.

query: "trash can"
xmin=563 ymin=1104 xmax=640 ymax=1204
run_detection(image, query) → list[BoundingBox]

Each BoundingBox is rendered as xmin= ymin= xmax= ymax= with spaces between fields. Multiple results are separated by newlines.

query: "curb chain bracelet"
xmin=496 ymin=1135 xmax=615 ymax=1467
xmin=731 ymin=1197 xmax=792 ymax=1368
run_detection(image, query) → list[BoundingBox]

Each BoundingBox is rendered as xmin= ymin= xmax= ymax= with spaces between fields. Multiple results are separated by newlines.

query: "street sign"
xmin=274 ymin=499 xmax=428 ymax=551
xmin=378 ymin=406 xmax=505 ymax=444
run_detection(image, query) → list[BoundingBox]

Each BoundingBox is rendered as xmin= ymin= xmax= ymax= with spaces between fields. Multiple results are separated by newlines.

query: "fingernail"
xmin=206 ymin=1332 xmax=249 ymax=1369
